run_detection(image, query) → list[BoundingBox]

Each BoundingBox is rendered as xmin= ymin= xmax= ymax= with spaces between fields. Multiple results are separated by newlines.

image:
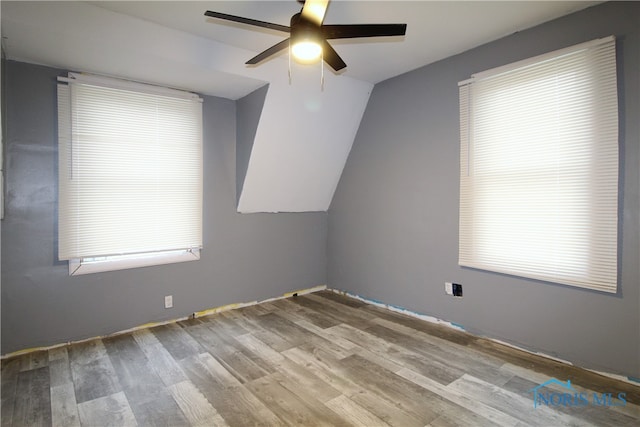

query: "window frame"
xmin=57 ymin=73 xmax=203 ymax=275
xmin=458 ymin=36 xmax=619 ymax=293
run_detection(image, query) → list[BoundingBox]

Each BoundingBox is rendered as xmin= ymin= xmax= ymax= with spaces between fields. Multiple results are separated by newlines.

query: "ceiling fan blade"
xmin=321 ymin=40 xmax=346 ymax=71
xmin=301 ymin=0 xmax=330 ymax=25
xmin=322 ymin=23 xmax=407 ymax=39
xmin=246 ymin=38 xmax=291 ymax=65
xmin=204 ymin=10 xmax=290 ymax=33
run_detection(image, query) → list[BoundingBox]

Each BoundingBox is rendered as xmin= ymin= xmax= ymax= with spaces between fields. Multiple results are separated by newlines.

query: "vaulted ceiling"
xmin=1 ymin=1 xmax=598 ymax=212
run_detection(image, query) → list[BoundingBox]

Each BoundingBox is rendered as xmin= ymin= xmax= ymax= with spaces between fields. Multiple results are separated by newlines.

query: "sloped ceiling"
xmin=1 ymin=1 xmax=598 ymax=213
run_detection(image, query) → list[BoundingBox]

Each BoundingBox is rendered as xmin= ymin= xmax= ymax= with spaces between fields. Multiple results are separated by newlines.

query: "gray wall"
xmin=1 ymin=60 xmax=327 ymax=354
xmin=329 ymin=1 xmax=640 ymax=378
xmin=236 ymin=84 xmax=268 ymax=206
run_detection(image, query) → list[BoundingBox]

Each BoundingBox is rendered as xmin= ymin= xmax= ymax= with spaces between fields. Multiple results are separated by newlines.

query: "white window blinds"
xmin=58 ymin=73 xmax=203 ymax=273
xmin=459 ymin=36 xmax=619 ymax=293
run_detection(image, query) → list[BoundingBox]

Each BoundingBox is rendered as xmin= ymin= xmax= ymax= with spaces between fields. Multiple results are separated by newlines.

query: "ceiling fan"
xmin=204 ymin=0 xmax=407 ymax=72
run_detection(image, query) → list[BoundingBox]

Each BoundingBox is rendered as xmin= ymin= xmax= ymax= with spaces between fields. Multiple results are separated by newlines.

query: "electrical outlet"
xmin=445 ymin=282 xmax=453 ymax=295
xmin=452 ymin=283 xmax=463 ymax=297
xmin=164 ymin=295 xmax=173 ymax=309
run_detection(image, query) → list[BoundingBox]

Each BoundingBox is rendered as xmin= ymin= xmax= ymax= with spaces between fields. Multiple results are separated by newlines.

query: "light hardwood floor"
xmin=2 ymin=290 xmax=639 ymax=426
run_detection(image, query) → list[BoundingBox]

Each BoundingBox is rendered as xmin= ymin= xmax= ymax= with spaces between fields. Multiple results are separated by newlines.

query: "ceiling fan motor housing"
xmin=290 ymin=12 xmax=321 ymax=47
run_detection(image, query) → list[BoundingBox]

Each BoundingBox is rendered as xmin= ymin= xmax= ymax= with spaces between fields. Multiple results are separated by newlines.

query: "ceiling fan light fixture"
xmin=291 ymin=39 xmax=322 ymax=63
xmin=205 ymin=0 xmax=407 ymax=72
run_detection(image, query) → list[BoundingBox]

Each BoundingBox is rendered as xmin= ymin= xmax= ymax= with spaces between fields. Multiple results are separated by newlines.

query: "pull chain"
xmin=321 ymin=50 xmax=325 ymax=91
xmin=288 ymin=42 xmax=292 ymax=85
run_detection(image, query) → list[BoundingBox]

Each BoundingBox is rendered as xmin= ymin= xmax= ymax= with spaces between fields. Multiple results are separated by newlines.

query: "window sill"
xmin=68 ymin=249 xmax=200 ymax=276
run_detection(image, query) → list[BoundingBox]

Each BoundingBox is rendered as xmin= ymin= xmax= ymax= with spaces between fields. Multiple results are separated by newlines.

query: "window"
xmin=58 ymin=73 xmax=203 ymax=275
xmin=458 ymin=36 xmax=618 ymax=293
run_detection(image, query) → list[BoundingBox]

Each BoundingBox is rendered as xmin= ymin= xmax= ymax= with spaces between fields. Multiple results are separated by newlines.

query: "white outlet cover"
xmin=445 ymin=282 xmax=453 ymax=295
xmin=164 ymin=295 xmax=173 ymax=309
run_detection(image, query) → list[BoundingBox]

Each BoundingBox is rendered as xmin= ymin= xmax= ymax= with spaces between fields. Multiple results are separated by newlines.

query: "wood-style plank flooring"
xmin=2 ymin=290 xmax=639 ymax=426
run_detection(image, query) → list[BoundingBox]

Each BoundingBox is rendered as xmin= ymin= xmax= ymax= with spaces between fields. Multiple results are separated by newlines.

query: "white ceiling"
xmin=1 ymin=1 xmax=599 ymax=213
xmin=89 ymin=0 xmax=598 ymax=89
xmin=2 ymin=1 xmax=599 ymax=99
